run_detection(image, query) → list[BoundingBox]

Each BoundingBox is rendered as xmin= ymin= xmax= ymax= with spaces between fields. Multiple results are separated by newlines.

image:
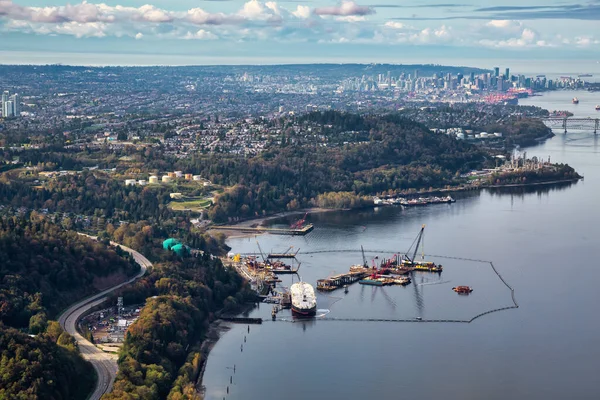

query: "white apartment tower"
xmin=1 ymin=90 xmax=21 ymax=118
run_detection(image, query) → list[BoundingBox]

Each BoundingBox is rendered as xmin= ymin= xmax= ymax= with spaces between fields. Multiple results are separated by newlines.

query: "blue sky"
xmin=1 ymin=0 xmax=600 ymax=65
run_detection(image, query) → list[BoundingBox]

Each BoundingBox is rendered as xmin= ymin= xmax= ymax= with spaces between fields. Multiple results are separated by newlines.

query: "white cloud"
xmin=486 ymin=20 xmax=521 ymax=29
xmin=136 ymin=5 xmax=172 ymax=23
xmin=183 ymin=29 xmax=218 ymax=40
xmin=186 ymin=8 xmax=242 ymax=25
xmin=575 ymin=36 xmax=600 ymax=47
xmin=336 ymin=15 xmax=366 ymax=22
xmin=291 ymin=5 xmax=310 ymax=19
xmin=384 ymin=21 xmax=406 ymax=30
xmin=479 ymin=27 xmax=539 ymax=48
xmin=135 ymin=32 xmax=143 ymax=40
xmin=5 ymin=19 xmax=108 ymax=38
xmin=314 ymin=1 xmax=374 ymax=17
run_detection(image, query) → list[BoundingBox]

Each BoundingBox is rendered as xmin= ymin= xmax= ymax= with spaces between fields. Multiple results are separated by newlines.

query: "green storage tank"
xmin=171 ymin=243 xmax=190 ymax=257
xmin=163 ymin=238 xmax=180 ymax=250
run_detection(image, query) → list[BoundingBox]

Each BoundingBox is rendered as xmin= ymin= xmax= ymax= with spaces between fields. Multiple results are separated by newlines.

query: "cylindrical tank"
xmin=149 ymin=176 xmax=158 ymax=184
xmin=162 ymin=175 xmax=172 ymax=183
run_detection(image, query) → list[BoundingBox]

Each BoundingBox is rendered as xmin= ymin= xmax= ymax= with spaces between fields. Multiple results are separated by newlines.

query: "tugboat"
xmin=572 ymin=97 xmax=579 ymax=104
xmin=452 ymin=286 xmax=473 ymax=294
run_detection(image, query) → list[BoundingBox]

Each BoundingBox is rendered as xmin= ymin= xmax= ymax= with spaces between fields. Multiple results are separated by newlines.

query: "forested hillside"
xmin=174 ymin=112 xmax=487 ymax=221
xmin=104 ymin=254 xmax=255 ymax=399
xmin=0 ymin=214 xmax=139 ymax=330
xmin=0 ymin=324 xmax=95 ymax=400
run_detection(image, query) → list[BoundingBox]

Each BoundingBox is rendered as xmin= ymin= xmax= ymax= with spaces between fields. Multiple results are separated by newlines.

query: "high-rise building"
xmin=4 ymin=101 xmax=14 ymax=117
xmin=10 ymin=94 xmax=20 ymax=116
xmin=505 ymin=68 xmax=510 ymax=80
xmin=1 ymin=91 xmax=21 ymax=118
xmin=494 ymin=67 xmax=500 ymax=77
xmin=1 ymin=90 xmax=8 ymax=117
xmin=414 ymin=69 xmax=419 ymax=79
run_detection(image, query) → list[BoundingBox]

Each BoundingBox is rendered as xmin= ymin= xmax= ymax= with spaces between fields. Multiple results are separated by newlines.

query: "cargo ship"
xmin=453 ymin=286 xmax=473 ymax=294
xmin=572 ymin=97 xmax=579 ymax=104
xmin=290 ymin=281 xmax=317 ymax=317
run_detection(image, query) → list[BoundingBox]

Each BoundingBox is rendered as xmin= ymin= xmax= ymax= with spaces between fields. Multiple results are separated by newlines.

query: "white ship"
xmin=290 ymin=281 xmax=317 ymax=317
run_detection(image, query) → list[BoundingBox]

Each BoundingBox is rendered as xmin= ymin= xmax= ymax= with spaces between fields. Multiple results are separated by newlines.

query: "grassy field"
xmin=168 ymin=198 xmax=212 ymax=211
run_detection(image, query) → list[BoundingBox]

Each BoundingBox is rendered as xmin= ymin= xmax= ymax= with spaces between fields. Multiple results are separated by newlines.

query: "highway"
xmin=58 ymin=238 xmax=151 ymax=400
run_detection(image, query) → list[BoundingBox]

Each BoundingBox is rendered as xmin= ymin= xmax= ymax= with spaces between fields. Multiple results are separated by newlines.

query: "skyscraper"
xmin=505 ymin=68 xmax=510 ymax=80
xmin=10 ymin=94 xmax=20 ymax=116
xmin=1 ymin=91 xmax=8 ymax=117
xmin=4 ymin=101 xmax=14 ymax=118
xmin=494 ymin=67 xmax=500 ymax=77
xmin=2 ymin=91 xmax=21 ymax=118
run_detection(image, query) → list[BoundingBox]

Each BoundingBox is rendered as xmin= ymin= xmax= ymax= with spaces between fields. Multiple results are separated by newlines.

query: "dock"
xmin=317 ymin=265 xmax=414 ymax=291
xmin=317 ymin=268 xmax=371 ymax=291
xmin=214 ymin=223 xmax=314 ymax=236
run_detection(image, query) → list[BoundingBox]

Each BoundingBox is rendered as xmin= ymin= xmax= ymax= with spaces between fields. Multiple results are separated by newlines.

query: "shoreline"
xmin=208 ymin=177 xmax=581 ymax=240
xmin=196 ymin=319 xmax=231 ymax=396
xmin=208 ymin=207 xmax=344 ymax=239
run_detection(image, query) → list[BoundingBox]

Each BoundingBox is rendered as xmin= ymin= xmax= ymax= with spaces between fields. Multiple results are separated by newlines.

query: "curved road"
xmin=58 ymin=238 xmax=151 ymax=400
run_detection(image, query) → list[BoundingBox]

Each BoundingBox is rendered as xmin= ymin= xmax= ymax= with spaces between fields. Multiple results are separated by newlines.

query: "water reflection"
xmin=486 ymin=180 xmax=576 ymax=197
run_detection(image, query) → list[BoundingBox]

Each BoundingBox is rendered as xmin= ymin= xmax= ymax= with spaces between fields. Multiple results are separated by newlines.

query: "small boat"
xmin=452 ymin=286 xmax=473 ymax=294
xmin=595 ymin=105 xmax=600 ymax=111
xmin=344 ymin=285 xmax=349 ymax=294
xmin=572 ymin=97 xmax=579 ymax=104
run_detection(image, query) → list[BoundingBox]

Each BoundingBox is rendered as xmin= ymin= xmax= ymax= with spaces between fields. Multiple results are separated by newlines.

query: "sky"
xmin=1 ymin=0 xmax=600 ymax=66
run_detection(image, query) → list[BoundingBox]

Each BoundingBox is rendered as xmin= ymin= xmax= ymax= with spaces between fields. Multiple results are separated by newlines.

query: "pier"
xmin=317 ymin=269 xmax=370 ymax=291
xmin=214 ymin=223 xmax=314 ymax=236
xmin=317 ymin=266 xmax=413 ymax=291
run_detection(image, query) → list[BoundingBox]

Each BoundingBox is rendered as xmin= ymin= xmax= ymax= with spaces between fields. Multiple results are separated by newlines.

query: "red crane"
xmin=290 ymin=212 xmax=308 ymax=229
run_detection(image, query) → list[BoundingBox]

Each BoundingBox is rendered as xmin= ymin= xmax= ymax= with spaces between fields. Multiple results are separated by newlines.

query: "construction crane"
xmin=256 ymin=241 xmax=268 ymax=264
xmin=361 ymin=245 xmax=368 ymax=268
xmin=290 ymin=212 xmax=308 ymax=229
xmin=405 ymin=224 xmax=426 ymax=264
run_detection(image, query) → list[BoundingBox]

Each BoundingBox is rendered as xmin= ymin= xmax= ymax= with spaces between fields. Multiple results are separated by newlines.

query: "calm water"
xmin=203 ymin=90 xmax=600 ymax=400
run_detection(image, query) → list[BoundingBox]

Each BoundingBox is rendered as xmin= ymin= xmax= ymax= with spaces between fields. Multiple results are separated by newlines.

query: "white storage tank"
xmin=174 ymin=171 xmax=183 ymax=178
xmin=162 ymin=175 xmax=172 ymax=183
xmin=149 ymin=175 xmax=159 ymax=184
xmin=193 ymin=175 xmax=202 ymax=181
xmin=138 ymin=180 xmax=147 ymax=186
xmin=125 ymin=179 xmax=136 ymax=186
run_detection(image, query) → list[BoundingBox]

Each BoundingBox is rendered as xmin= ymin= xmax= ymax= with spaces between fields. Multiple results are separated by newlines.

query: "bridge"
xmin=541 ymin=117 xmax=599 ymax=134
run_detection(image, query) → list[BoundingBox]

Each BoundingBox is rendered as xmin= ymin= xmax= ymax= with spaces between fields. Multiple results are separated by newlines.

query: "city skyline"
xmin=1 ymin=0 xmax=600 ymax=65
